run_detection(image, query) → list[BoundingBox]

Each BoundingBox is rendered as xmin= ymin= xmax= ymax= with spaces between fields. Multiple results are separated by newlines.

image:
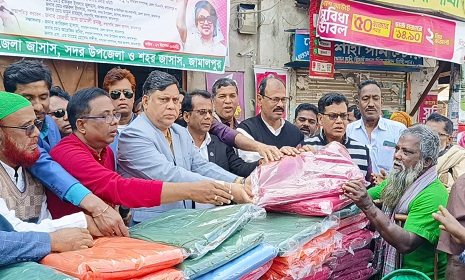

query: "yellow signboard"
xmin=363 ymin=0 xmax=465 ymax=21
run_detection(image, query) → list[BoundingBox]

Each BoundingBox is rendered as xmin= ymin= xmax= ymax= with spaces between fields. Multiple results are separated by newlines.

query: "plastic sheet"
xmin=263 ymin=229 xmax=342 ymax=280
xmin=326 ymin=249 xmax=374 ymax=272
xmin=130 ymin=204 xmax=265 ymax=259
xmin=244 ymin=212 xmax=338 ymax=256
xmin=331 ymin=262 xmax=371 ymax=278
xmin=239 ymin=259 xmax=273 ymax=280
xmin=252 ymin=142 xmax=366 ymax=207
xmin=195 ymin=243 xmax=278 ymax=280
xmin=301 ymin=266 xmax=331 ymax=280
xmin=338 ymin=212 xmax=366 ymax=229
xmin=333 ymin=203 xmax=361 ymax=219
xmin=131 ymin=268 xmax=183 ymax=280
xmin=338 ymin=219 xmax=370 ymax=235
xmin=177 ymin=229 xmax=264 ymax=279
xmin=336 ymin=229 xmax=374 ymax=256
xmin=40 ymin=237 xmax=184 ymax=280
xmin=0 ymin=262 xmax=77 ymax=280
xmin=332 ymin=267 xmax=374 ymax=280
xmin=267 ymin=194 xmax=353 ymax=216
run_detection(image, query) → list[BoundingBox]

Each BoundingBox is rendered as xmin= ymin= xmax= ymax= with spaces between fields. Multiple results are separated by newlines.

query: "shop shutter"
xmin=295 ymin=69 xmax=407 ymax=113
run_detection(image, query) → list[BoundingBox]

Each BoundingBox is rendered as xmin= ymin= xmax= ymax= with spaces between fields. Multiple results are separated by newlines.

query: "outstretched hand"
xmin=433 ymin=205 xmax=465 ymax=244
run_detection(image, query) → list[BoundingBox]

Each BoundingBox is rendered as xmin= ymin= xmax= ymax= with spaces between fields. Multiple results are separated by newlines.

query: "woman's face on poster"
xmin=196 ymin=8 xmax=215 ymax=38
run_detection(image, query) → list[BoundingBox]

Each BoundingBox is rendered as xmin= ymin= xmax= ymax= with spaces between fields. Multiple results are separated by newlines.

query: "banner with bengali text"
xmin=0 ymin=0 xmax=229 ymax=73
xmin=317 ymin=0 xmax=465 ymax=64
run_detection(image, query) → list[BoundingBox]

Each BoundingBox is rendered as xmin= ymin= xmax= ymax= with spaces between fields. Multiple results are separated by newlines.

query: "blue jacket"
xmin=28 ymin=115 xmax=79 ymax=199
xmin=0 ymin=214 xmax=51 ymax=266
xmin=117 ymin=114 xmax=237 ymax=223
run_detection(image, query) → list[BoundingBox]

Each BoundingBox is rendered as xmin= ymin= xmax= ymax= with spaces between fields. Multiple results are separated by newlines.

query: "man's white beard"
xmin=381 ymin=160 xmax=424 ymax=210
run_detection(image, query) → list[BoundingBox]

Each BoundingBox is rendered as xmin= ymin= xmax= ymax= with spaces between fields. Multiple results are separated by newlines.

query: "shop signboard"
xmin=0 ymin=0 xmax=229 ymax=73
xmin=418 ymin=93 xmax=439 ymax=123
xmin=309 ymin=0 xmax=334 ymax=79
xmin=317 ymin=0 xmax=465 ymax=64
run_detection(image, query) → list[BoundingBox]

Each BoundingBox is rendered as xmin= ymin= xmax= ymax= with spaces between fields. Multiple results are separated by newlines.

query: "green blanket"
xmin=130 ymin=204 xmax=265 ymax=259
xmin=333 ymin=203 xmax=361 ymax=219
xmin=0 ymin=262 xmax=76 ymax=280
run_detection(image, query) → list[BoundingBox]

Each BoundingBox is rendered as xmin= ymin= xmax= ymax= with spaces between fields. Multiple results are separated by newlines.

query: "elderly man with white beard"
xmin=342 ymin=124 xmax=449 ymax=279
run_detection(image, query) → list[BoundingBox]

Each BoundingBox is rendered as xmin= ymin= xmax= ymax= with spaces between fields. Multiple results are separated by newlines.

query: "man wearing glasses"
xmin=3 ymin=60 xmax=128 ymax=237
xmin=48 ymin=86 xmax=71 ymax=138
xmin=301 ymin=93 xmax=371 ymax=182
xmin=425 ymin=113 xmax=465 ymax=192
xmin=237 ymin=76 xmax=304 ymax=162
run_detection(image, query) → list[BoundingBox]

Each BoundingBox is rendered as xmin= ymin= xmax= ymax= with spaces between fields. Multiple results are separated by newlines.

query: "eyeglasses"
xmin=263 ymin=95 xmax=292 ymax=104
xmin=81 ymin=113 xmax=121 ymax=124
xmin=437 ymin=132 xmax=450 ymax=137
xmin=110 ymin=89 xmax=134 ymax=100
xmin=322 ymin=113 xmax=348 ymax=121
xmin=196 ymin=15 xmax=217 ymax=24
xmin=48 ymin=109 xmax=66 ymax=118
xmin=190 ymin=109 xmax=213 ymax=116
xmin=0 ymin=120 xmax=43 ymax=137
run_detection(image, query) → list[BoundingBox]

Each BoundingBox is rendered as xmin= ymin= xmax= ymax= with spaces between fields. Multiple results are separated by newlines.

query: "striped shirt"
xmin=301 ymin=130 xmax=371 ymax=181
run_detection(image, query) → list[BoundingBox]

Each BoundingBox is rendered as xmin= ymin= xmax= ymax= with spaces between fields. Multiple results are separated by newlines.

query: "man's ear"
xmin=76 ymin=119 xmax=86 ymax=134
xmin=424 ymin=157 xmax=433 ymax=169
xmin=183 ymin=111 xmax=190 ymax=123
xmin=257 ymin=94 xmax=263 ymax=107
xmin=142 ymin=95 xmax=150 ymax=111
xmin=318 ymin=113 xmax=323 ymax=125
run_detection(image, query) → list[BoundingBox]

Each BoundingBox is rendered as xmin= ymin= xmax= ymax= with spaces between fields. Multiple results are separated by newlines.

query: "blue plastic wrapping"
xmin=195 ymin=243 xmax=278 ymax=280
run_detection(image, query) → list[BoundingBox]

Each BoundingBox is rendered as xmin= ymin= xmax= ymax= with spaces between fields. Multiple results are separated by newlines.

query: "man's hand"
xmin=256 ymin=143 xmax=282 ymax=163
xmin=299 ymin=145 xmax=317 ymax=153
xmin=80 ymin=194 xmax=129 ymax=237
xmin=342 ymin=180 xmax=374 ymax=211
xmin=433 ymin=205 xmax=465 ymax=244
xmin=372 ymin=168 xmax=387 ymax=185
xmin=280 ymin=146 xmax=301 ymax=156
xmin=49 ymin=228 xmax=94 ymax=252
xmin=188 ymin=180 xmax=234 ymax=205
xmin=230 ymin=182 xmax=253 ymax=204
xmin=84 ymin=214 xmax=104 ymax=237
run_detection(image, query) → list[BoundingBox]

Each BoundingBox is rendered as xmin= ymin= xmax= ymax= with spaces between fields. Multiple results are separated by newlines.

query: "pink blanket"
xmin=338 ymin=212 xmax=366 ymax=229
xmin=252 ymin=142 xmax=366 ymax=207
xmin=267 ymin=194 xmax=353 ymax=216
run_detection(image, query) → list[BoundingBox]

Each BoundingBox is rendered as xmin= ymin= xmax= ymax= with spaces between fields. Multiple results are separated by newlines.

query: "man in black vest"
xmin=237 ymin=76 xmax=303 ymax=162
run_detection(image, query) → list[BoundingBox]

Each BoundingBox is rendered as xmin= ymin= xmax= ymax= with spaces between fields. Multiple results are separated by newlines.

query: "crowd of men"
xmin=2 ymin=59 xmax=465 ymax=279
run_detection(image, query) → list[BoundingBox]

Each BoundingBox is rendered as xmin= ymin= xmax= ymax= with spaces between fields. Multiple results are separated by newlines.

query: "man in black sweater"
xmin=237 ymin=76 xmax=303 ymax=162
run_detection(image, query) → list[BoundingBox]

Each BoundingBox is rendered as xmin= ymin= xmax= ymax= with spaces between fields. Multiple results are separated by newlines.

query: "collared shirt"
xmin=213 ymin=112 xmax=239 ymax=130
xmin=301 ymin=130 xmax=371 ymax=181
xmin=346 ymin=117 xmax=406 ymax=174
xmin=39 ymin=121 xmax=49 ymax=141
xmin=237 ymin=116 xmax=286 ymax=162
xmin=187 ymin=130 xmax=212 ymax=161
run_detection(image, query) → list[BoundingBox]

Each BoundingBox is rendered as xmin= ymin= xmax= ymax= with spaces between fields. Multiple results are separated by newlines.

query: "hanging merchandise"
xmin=177 ymin=229 xmax=264 ymax=279
xmin=0 ymin=262 xmax=77 ymax=280
xmin=40 ymin=237 xmax=184 ymax=280
xmin=130 ymin=204 xmax=266 ymax=259
xmin=252 ymin=142 xmax=365 ymax=207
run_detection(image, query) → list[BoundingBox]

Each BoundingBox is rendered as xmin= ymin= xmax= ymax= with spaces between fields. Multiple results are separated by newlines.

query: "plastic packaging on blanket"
xmin=331 ymin=262 xmax=372 ymax=278
xmin=0 ymin=262 xmax=77 ymax=280
xmin=244 ymin=212 xmax=338 ymax=256
xmin=267 ymin=194 xmax=353 ymax=216
xmin=335 ymin=229 xmax=374 ymax=256
xmin=263 ymin=229 xmax=342 ymax=280
xmin=326 ymin=249 xmax=374 ymax=272
xmin=301 ymin=266 xmax=331 ymax=280
xmin=130 ymin=268 xmax=184 ymax=280
xmin=40 ymin=237 xmax=184 ymax=280
xmin=252 ymin=142 xmax=366 ymax=207
xmin=130 ymin=204 xmax=265 ymax=259
xmin=333 ymin=203 xmax=361 ymax=219
xmin=239 ymin=259 xmax=274 ymax=280
xmin=332 ymin=267 xmax=374 ymax=280
xmin=177 ymin=229 xmax=264 ymax=279
xmin=338 ymin=219 xmax=370 ymax=235
xmin=338 ymin=212 xmax=366 ymax=229
xmin=195 ymin=243 xmax=278 ymax=280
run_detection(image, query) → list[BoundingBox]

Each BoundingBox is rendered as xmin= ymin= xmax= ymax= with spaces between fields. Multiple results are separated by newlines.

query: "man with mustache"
xmin=0 ymin=91 xmax=100 ymax=263
xmin=343 ymin=124 xmax=448 ymax=279
xmin=48 ymin=86 xmax=72 ymax=138
xmin=426 ymin=113 xmax=465 ymax=192
xmin=4 ymin=60 xmax=127 ymax=237
xmin=346 ymin=80 xmax=406 ymax=178
xmin=301 ymin=93 xmax=371 ymax=181
xmin=293 ymin=103 xmax=319 ymax=139
xmin=237 ymin=76 xmax=304 ymax=162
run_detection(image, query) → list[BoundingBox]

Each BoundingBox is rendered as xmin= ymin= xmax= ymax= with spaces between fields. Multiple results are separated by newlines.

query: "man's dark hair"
xmin=142 ymin=70 xmax=180 ymax=96
xmin=4 ymin=60 xmax=53 ymax=93
xmin=318 ymin=93 xmax=349 ymax=114
xmin=258 ymin=76 xmax=285 ymax=96
xmin=68 ymin=87 xmax=109 ymax=131
xmin=357 ymin=80 xmax=381 ymax=96
xmin=294 ymin=103 xmax=318 ymax=120
xmin=49 ymin=86 xmax=71 ymax=101
xmin=181 ymin=90 xmax=212 ymax=114
xmin=426 ymin=112 xmax=454 ymax=135
xmin=211 ymin=78 xmax=238 ymax=97
xmin=179 ymin=88 xmax=187 ymax=97
xmin=348 ymin=105 xmax=361 ymax=120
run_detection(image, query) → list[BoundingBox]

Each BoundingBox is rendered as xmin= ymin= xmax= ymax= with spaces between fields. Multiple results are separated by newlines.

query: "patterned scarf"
xmin=374 ymin=166 xmax=438 ymax=277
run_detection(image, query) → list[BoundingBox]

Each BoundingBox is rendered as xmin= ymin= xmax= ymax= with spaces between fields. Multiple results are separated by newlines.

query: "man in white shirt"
xmin=0 ymin=91 xmax=100 ymax=241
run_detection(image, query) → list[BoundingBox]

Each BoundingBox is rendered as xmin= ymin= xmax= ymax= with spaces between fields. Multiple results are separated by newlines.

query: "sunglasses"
xmin=110 ymin=89 xmax=134 ymax=100
xmin=196 ymin=15 xmax=217 ymax=24
xmin=49 ymin=109 xmax=66 ymax=118
xmin=0 ymin=120 xmax=43 ymax=137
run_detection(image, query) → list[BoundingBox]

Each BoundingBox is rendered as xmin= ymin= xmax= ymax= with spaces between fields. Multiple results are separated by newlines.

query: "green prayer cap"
xmin=0 ymin=91 xmax=31 ymax=120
